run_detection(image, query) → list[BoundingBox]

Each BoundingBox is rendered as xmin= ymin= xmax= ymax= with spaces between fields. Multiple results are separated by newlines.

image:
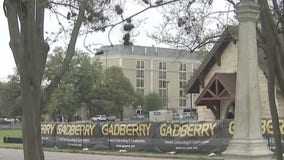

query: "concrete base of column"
xmin=223 ymin=138 xmax=274 ymax=160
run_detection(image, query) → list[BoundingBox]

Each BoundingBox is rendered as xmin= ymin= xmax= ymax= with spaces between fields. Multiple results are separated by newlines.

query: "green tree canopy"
xmin=0 ymin=75 xmax=21 ymax=118
xmin=144 ymin=92 xmax=163 ymax=115
xmin=45 ymin=47 xmax=103 ymax=121
xmin=100 ymin=66 xmax=136 ymax=121
xmin=3 ymin=0 xmax=179 ymax=159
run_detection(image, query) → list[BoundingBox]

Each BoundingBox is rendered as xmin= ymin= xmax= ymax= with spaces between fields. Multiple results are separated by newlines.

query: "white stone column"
xmin=223 ymin=1 xmax=273 ymax=160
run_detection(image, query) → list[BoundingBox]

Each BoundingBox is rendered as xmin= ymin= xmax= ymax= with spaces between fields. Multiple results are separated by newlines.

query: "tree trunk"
xmin=266 ymin=46 xmax=283 ymax=160
xmin=21 ymin=78 xmax=44 ymax=160
xmin=4 ymin=0 xmax=88 ymax=157
xmin=259 ymin=1 xmax=283 ymax=159
xmin=20 ymin=1 xmax=47 ymax=159
xmin=4 ymin=0 xmax=47 ymax=159
xmin=120 ymin=105 xmax=124 ymax=121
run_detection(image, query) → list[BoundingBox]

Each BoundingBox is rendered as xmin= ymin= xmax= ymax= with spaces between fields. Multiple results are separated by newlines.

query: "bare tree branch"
xmin=44 ymin=0 xmax=88 ymax=108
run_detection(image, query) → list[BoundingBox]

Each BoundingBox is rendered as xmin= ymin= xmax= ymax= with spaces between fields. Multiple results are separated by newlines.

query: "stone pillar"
xmin=223 ymin=1 xmax=273 ymax=160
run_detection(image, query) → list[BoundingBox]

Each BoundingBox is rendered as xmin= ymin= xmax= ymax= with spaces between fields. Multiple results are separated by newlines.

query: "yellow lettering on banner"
xmin=120 ymin=124 xmax=126 ymax=135
xmin=159 ymin=123 xmax=217 ymax=137
xmin=126 ymin=124 xmax=132 ymax=136
xmin=266 ymin=120 xmax=273 ymax=135
xmin=229 ymin=121 xmax=234 ymax=135
xmin=201 ymin=124 xmax=209 ymax=136
xmin=133 ymin=124 xmax=139 ymax=135
xmin=173 ymin=125 xmax=180 ymax=137
xmin=145 ymin=123 xmax=151 ymax=135
xmin=102 ymin=124 xmax=108 ymax=136
xmin=279 ymin=120 xmax=284 ymax=134
xmin=102 ymin=123 xmax=152 ymax=136
xmin=209 ymin=123 xmax=216 ymax=136
xmin=165 ymin=125 xmax=172 ymax=136
xmin=91 ymin=125 xmax=96 ymax=135
xmin=187 ymin=124 xmax=194 ymax=136
xmin=41 ymin=124 xmax=56 ymax=135
xmin=160 ymin=124 xmax=166 ymax=137
xmin=57 ymin=125 xmax=62 ymax=135
xmin=114 ymin=124 xmax=119 ymax=135
xmin=180 ymin=125 xmax=187 ymax=137
xmin=194 ymin=124 xmax=202 ymax=136
xmin=56 ymin=124 xmax=96 ymax=136
xmin=261 ymin=119 xmax=284 ymax=135
xmin=230 ymin=119 xmax=284 ymax=136
xmin=261 ymin=120 xmax=265 ymax=135
xmin=138 ymin=124 xmax=145 ymax=135
xmin=70 ymin=125 xmax=75 ymax=135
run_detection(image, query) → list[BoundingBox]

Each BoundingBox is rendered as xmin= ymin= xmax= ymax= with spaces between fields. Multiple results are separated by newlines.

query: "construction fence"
xmin=41 ymin=119 xmax=281 ymax=153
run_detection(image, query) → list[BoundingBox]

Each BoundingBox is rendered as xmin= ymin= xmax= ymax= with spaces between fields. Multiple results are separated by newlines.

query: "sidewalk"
xmin=52 ymin=148 xmax=224 ymax=160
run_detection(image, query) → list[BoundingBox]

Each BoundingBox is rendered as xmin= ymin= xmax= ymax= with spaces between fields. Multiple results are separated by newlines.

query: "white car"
xmin=172 ymin=113 xmax=183 ymax=120
xmin=90 ymin=115 xmax=107 ymax=122
xmin=106 ymin=115 xmax=116 ymax=121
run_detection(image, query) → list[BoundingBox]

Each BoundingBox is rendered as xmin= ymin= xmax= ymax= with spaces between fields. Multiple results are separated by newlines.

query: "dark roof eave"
xmin=185 ymin=26 xmax=237 ymax=94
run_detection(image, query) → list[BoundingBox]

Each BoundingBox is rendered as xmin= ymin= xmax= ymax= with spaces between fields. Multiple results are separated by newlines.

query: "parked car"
xmin=0 ymin=118 xmax=13 ymax=125
xmin=90 ymin=115 xmax=107 ymax=122
xmin=131 ymin=114 xmax=145 ymax=120
xmin=182 ymin=112 xmax=198 ymax=119
xmin=172 ymin=113 xmax=183 ymax=120
xmin=106 ymin=115 xmax=116 ymax=121
xmin=182 ymin=112 xmax=193 ymax=119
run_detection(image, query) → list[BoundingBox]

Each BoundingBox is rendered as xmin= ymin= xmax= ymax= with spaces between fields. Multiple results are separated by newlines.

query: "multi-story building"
xmin=95 ymin=45 xmax=201 ymax=114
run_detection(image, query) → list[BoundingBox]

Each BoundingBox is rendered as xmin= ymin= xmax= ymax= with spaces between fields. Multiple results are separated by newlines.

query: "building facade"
xmin=185 ymin=27 xmax=284 ymax=120
xmin=95 ymin=45 xmax=201 ymax=113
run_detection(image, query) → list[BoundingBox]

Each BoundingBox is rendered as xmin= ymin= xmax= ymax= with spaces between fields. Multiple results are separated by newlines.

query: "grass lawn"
xmin=0 ymin=129 xmax=220 ymax=159
xmin=0 ymin=129 xmax=22 ymax=148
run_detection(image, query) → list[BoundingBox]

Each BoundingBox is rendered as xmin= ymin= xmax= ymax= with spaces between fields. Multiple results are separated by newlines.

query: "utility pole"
xmin=166 ymin=81 xmax=170 ymax=110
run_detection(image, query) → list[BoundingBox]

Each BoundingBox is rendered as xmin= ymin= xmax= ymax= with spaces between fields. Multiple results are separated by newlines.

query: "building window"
xmin=179 ymin=99 xmax=186 ymax=107
xmin=136 ymin=70 xmax=144 ymax=78
xmin=159 ymin=71 xmax=162 ymax=79
xmin=159 ymin=80 xmax=168 ymax=88
xmin=136 ymin=79 xmax=144 ymax=87
xmin=159 ymin=71 xmax=166 ymax=79
xmin=136 ymin=89 xmax=144 ymax=95
xmin=189 ymin=72 xmax=194 ymax=78
xmin=159 ymin=80 xmax=163 ymax=88
xmin=179 ymin=81 xmax=186 ymax=88
xmin=179 ymin=90 xmax=183 ymax=97
xmin=159 ymin=89 xmax=167 ymax=98
xmin=159 ymin=62 xmax=162 ymax=70
xmin=136 ymin=60 xmax=144 ymax=94
xmin=159 ymin=62 xmax=166 ymax=70
xmin=136 ymin=60 xmax=145 ymax=69
xmin=158 ymin=61 xmax=168 ymax=100
xmin=179 ymin=72 xmax=186 ymax=80
xmin=180 ymin=63 xmax=186 ymax=71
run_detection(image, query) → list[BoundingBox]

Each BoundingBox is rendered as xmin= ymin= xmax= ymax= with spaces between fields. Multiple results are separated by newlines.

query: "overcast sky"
xmin=0 ymin=0 xmax=15 ymax=81
xmin=0 ymin=0 xmax=229 ymax=81
xmin=0 ymin=0 xmax=167 ymax=81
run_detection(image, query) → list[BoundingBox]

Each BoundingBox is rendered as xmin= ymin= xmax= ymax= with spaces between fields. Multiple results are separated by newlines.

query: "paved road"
xmin=0 ymin=148 xmax=180 ymax=160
